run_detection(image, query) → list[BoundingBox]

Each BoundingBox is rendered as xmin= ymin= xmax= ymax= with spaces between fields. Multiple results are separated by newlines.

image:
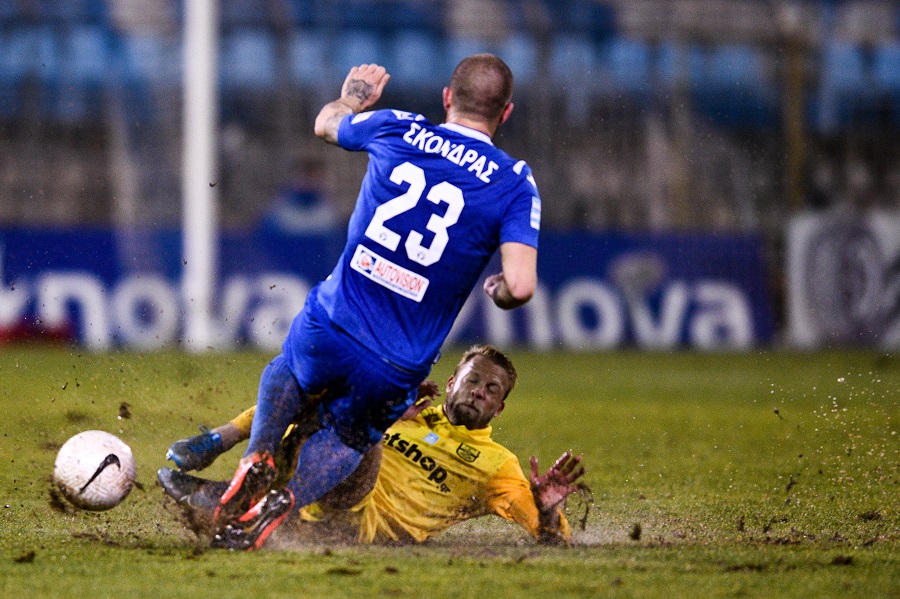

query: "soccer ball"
xmin=53 ymin=430 xmax=137 ymax=511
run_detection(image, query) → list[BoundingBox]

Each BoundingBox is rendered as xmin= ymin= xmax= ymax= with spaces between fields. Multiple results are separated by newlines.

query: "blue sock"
xmin=246 ymin=355 xmax=305 ymax=458
xmin=286 ymin=427 xmax=364 ymax=509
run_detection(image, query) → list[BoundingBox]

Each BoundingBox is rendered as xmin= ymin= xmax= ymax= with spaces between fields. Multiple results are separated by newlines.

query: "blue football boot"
xmin=166 ymin=426 xmax=224 ymax=471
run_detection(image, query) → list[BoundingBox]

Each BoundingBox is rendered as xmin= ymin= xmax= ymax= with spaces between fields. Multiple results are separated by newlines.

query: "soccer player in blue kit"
xmin=211 ymin=54 xmax=542 ymax=550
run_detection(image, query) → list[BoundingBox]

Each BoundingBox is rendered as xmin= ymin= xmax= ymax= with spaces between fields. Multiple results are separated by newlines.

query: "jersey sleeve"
xmin=229 ymin=406 xmax=257 ymax=437
xmin=337 ymin=109 xmax=420 ymax=152
xmin=484 ymin=457 xmax=571 ymax=544
xmin=499 ymin=161 xmax=541 ymax=248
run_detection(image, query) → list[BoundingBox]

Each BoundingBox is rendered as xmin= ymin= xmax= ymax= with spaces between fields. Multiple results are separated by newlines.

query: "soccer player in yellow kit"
xmin=160 ymin=345 xmax=585 ymax=546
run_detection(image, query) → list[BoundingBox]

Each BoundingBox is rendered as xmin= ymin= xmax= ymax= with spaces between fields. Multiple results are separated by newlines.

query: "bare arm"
xmin=483 ymin=242 xmax=537 ymax=310
xmin=314 ymin=64 xmax=391 ymax=144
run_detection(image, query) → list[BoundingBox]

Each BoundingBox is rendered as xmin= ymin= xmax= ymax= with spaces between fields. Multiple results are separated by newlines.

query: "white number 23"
xmin=364 ymin=162 xmax=464 ymax=267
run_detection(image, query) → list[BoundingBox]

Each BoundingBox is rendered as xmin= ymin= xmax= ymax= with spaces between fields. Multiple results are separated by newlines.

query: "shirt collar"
xmin=439 ymin=122 xmax=494 ymax=146
xmin=435 ymin=404 xmax=493 ymax=439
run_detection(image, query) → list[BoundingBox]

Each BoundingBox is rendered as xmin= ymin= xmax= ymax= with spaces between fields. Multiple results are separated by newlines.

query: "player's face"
xmin=443 ymin=356 xmax=510 ymax=429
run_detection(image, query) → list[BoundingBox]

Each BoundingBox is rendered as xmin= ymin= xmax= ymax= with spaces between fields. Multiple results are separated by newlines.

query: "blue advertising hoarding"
xmin=0 ymin=228 xmax=774 ymax=350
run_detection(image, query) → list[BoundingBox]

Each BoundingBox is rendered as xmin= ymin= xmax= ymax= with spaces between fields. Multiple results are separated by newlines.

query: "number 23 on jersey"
xmin=364 ymin=162 xmax=464 ymax=267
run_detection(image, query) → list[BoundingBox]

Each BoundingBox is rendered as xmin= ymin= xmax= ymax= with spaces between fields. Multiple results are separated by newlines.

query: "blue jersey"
xmin=315 ymin=109 xmax=541 ymax=370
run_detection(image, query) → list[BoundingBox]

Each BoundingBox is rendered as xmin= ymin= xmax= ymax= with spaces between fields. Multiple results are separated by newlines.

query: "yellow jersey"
xmin=339 ymin=405 xmax=569 ymax=544
xmin=231 ymin=404 xmax=570 ymax=544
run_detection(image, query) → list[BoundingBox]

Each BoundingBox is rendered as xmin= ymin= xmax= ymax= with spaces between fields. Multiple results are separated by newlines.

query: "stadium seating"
xmin=873 ymin=41 xmax=900 ymax=91
xmin=0 ymin=18 xmax=115 ymax=122
xmin=821 ymin=41 xmax=868 ymax=96
xmin=607 ymin=37 xmax=652 ymax=95
xmin=496 ymin=33 xmax=539 ymax=83
xmin=50 ymin=24 xmax=110 ymax=122
xmin=703 ymin=45 xmax=767 ymax=90
xmin=59 ymin=25 xmax=111 ymax=87
xmin=220 ymin=28 xmax=278 ymax=90
xmin=0 ymin=0 xmax=894 ymax=130
xmin=390 ymin=30 xmax=446 ymax=86
xmin=0 ymin=0 xmax=108 ymax=25
xmin=385 ymin=0 xmax=443 ymax=34
xmin=0 ymin=26 xmax=32 ymax=86
xmin=13 ymin=25 xmax=59 ymax=85
xmin=872 ymin=42 xmax=900 ymax=123
xmin=118 ymin=33 xmax=181 ymax=88
xmin=0 ymin=25 xmax=57 ymax=119
xmin=288 ymin=28 xmax=328 ymax=85
xmin=0 ymin=26 xmax=24 ymax=117
xmin=549 ymin=33 xmax=605 ymax=83
xmin=549 ymin=0 xmax=616 ymax=41
xmin=652 ymin=40 xmax=702 ymax=88
xmin=327 ymin=0 xmax=442 ymax=35
xmin=813 ymin=40 xmax=882 ymax=129
xmin=694 ymin=44 xmax=777 ymax=127
xmin=0 ymin=0 xmax=22 ymax=23
xmin=332 ymin=30 xmax=390 ymax=76
xmin=285 ymin=0 xmax=322 ymax=28
xmin=220 ymin=0 xmax=273 ymax=28
xmin=444 ymin=36 xmax=485 ymax=72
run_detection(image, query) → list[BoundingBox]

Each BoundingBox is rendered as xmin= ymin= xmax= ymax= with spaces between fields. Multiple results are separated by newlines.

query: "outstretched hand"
xmin=417 ymin=379 xmax=441 ymax=401
xmin=530 ymin=452 xmax=585 ymax=513
xmin=315 ymin=64 xmax=390 ymax=144
xmin=400 ymin=380 xmax=441 ymax=421
xmin=340 ymin=64 xmax=390 ymax=113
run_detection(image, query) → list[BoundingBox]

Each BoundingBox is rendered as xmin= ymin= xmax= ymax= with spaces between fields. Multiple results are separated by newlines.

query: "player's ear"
xmin=498 ymin=102 xmax=513 ymax=125
xmin=442 ymin=87 xmax=452 ymax=112
xmin=495 ymin=400 xmax=505 ymax=416
xmin=445 ymin=375 xmax=455 ymax=394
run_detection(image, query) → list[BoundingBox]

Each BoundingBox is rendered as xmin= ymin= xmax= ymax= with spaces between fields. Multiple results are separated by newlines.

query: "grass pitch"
xmin=0 ymin=347 xmax=897 ymax=598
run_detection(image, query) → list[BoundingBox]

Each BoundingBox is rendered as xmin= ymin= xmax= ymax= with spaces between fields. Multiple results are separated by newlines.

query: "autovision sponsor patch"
xmin=351 ymin=244 xmax=429 ymax=302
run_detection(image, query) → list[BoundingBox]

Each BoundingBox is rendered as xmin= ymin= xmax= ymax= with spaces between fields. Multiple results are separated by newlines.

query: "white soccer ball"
xmin=53 ymin=430 xmax=137 ymax=511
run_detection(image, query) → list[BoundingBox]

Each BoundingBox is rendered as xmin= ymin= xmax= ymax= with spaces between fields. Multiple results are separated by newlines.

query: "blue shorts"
xmin=279 ymin=285 xmax=431 ymax=451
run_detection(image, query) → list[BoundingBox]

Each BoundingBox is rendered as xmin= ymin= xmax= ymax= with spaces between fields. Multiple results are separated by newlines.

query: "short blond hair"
xmin=455 ymin=344 xmax=517 ymax=399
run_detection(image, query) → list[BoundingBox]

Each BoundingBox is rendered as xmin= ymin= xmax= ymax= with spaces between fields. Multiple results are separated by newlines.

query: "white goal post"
xmin=181 ymin=0 xmax=220 ymax=352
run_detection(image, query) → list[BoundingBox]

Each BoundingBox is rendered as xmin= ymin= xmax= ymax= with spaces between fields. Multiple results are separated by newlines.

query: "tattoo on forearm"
xmin=343 ymin=78 xmax=374 ymax=105
xmin=320 ymin=109 xmax=346 ymax=142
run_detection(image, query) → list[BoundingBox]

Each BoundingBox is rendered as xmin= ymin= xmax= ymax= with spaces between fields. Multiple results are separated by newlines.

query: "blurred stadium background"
xmin=0 ymin=0 xmax=897 ymax=351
